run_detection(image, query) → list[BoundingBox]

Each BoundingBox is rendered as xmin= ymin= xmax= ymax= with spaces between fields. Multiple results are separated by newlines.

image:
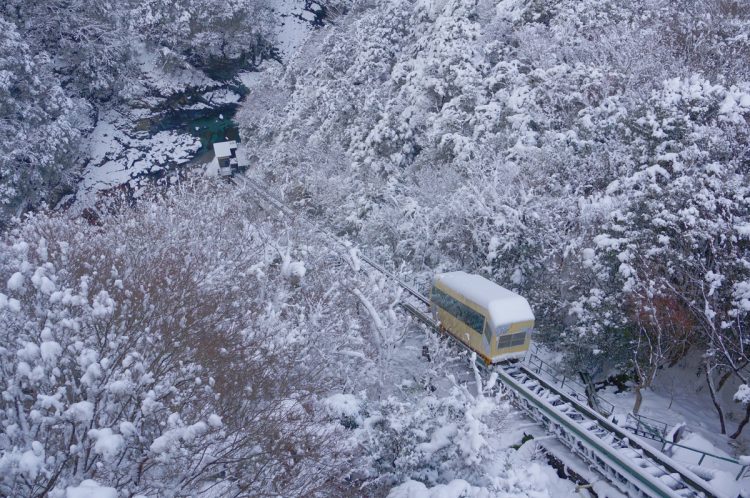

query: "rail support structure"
xmin=495 ymin=364 xmax=721 ymax=498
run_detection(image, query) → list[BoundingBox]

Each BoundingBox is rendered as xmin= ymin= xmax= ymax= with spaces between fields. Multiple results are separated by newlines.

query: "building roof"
xmin=434 ymin=271 xmax=534 ymax=328
xmin=213 ymin=141 xmax=237 ymax=158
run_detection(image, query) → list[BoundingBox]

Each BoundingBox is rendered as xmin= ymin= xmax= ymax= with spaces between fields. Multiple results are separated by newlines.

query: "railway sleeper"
xmin=579 ymin=420 xmax=598 ymax=430
xmin=587 ymin=427 xmax=608 ymax=438
xmin=619 ymin=448 xmax=642 ymax=459
xmin=642 ymin=465 xmax=666 ymax=477
xmin=659 ymin=473 xmax=687 ymax=489
xmin=564 ymin=436 xmax=659 ymax=498
xmin=554 ymin=402 xmax=572 ymax=412
xmin=600 ymin=433 xmax=616 ymax=446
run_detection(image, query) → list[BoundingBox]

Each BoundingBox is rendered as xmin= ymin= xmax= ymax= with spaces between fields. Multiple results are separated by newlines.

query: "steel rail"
xmin=499 ymin=367 xmax=698 ymax=497
xmin=514 ymin=365 xmax=721 ymax=497
xmin=401 ymin=296 xmax=720 ymax=497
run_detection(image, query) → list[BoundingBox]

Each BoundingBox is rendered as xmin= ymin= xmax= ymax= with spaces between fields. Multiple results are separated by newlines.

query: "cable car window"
xmin=511 ymin=332 xmax=526 ymax=347
xmin=497 ymin=334 xmax=512 ymax=349
xmin=497 ymin=332 xmax=526 ymax=349
xmin=431 ymin=287 xmax=485 ymax=334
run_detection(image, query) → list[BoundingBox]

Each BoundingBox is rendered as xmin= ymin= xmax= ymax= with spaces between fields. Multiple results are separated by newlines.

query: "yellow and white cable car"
xmin=430 ymin=271 xmax=534 ymax=364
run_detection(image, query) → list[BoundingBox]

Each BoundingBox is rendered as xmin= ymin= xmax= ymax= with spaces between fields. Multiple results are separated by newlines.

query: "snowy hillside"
xmin=0 ymin=184 xmax=586 ymax=497
xmin=2 ymin=0 xmax=750 ymax=497
xmin=241 ymin=0 xmax=750 ymax=461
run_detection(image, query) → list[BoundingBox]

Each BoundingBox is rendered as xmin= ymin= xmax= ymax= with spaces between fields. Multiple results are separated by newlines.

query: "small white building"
xmin=213 ymin=141 xmax=238 ymax=177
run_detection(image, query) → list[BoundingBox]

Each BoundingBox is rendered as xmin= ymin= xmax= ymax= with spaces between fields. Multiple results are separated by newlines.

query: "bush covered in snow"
xmin=346 ymin=362 xmax=507 ymax=494
xmin=0 ymin=184 xmax=367 ymax=496
xmin=0 ymin=181 xmax=579 ymax=496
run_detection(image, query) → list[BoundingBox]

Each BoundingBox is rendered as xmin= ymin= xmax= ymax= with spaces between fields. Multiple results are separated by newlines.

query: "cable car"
xmin=430 ymin=271 xmax=534 ymax=364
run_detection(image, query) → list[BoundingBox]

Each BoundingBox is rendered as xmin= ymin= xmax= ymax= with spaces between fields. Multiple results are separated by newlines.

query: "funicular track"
xmin=497 ymin=365 xmax=720 ymax=498
xmin=233 ymin=175 xmax=725 ymax=498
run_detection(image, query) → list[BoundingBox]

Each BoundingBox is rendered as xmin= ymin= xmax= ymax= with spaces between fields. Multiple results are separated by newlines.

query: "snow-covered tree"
xmin=239 ymin=0 xmax=750 ymax=439
xmin=592 ymin=76 xmax=750 ymax=430
xmin=0 ymin=184 xmax=373 ymax=495
xmin=1 ymin=0 xmax=134 ymax=101
xmin=0 ymin=18 xmax=82 ymax=226
xmin=129 ymin=0 xmax=275 ymax=70
xmin=352 ymin=359 xmax=509 ymax=494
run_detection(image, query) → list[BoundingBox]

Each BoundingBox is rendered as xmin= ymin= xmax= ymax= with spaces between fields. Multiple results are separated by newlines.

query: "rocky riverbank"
xmin=62 ymin=0 xmax=323 ymax=215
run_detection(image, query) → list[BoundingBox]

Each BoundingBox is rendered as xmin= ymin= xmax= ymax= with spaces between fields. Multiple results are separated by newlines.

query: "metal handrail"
xmin=631 ymin=412 xmax=670 ymax=429
xmin=658 ymin=435 xmax=748 ymax=481
xmin=528 ymin=356 xmax=749 ymax=481
xmin=525 ymin=352 xmax=616 ymax=417
xmin=510 ymin=365 xmax=722 ymax=497
xmin=627 ymin=412 xmax=669 ymax=440
xmin=624 ymin=398 xmax=748 ymax=480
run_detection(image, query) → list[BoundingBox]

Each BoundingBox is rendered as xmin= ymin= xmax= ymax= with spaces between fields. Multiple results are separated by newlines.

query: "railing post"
xmin=561 ymin=375 xmax=566 ymax=389
xmin=736 ymin=465 xmax=747 ymax=481
xmin=698 ymin=453 xmax=706 ymax=465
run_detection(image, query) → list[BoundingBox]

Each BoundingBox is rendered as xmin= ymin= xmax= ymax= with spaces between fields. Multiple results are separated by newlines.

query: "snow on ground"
xmin=201 ymin=88 xmax=241 ymax=105
xmin=65 ymin=480 xmax=117 ymax=498
xmin=72 ymin=109 xmax=200 ymax=210
xmin=132 ymin=42 xmax=217 ymax=97
xmin=602 ymin=384 xmax=750 ymax=497
xmin=272 ymin=0 xmax=316 ymax=61
xmin=204 ymin=158 xmax=220 ymax=177
xmin=667 ymin=433 xmax=747 ymax=497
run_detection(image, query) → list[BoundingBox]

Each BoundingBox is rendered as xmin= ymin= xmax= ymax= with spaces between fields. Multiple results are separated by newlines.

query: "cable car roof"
xmin=434 ymin=271 xmax=534 ymax=327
